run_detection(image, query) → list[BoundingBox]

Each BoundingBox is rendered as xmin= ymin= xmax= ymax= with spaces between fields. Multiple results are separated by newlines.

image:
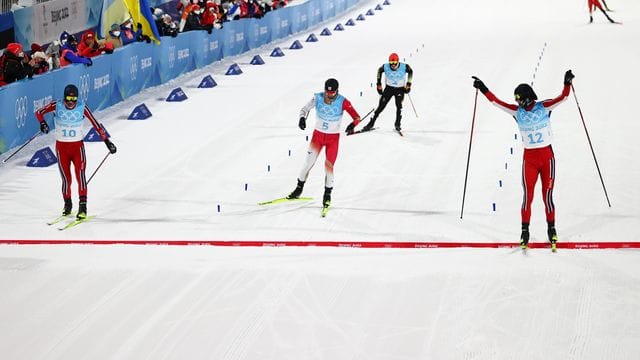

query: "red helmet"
xmin=388 ymin=52 xmax=399 ymax=63
xmin=6 ymin=43 xmax=24 ymax=57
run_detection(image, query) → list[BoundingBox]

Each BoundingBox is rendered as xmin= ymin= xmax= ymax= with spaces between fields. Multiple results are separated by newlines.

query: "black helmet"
xmin=325 ymin=78 xmax=339 ymax=92
xmin=514 ymin=83 xmax=537 ymax=107
xmin=64 ymin=84 xmax=78 ymax=98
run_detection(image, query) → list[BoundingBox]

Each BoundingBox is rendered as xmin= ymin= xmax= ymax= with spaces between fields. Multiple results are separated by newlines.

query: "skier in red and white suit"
xmin=35 ymin=84 xmax=117 ymax=219
xmin=588 ymin=0 xmax=616 ymax=23
xmin=286 ymin=78 xmax=361 ymax=209
xmin=472 ymin=70 xmax=575 ymax=248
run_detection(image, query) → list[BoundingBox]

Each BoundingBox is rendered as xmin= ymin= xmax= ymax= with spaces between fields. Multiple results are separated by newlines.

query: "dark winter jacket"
xmin=0 ymin=51 xmax=32 ymax=86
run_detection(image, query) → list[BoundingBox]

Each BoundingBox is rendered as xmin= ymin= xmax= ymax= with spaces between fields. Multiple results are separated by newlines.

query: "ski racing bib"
xmin=516 ymin=102 xmax=554 ymax=149
xmin=54 ymin=101 xmax=86 ymax=142
xmin=383 ymin=63 xmax=407 ymax=87
xmin=314 ymin=93 xmax=345 ymax=134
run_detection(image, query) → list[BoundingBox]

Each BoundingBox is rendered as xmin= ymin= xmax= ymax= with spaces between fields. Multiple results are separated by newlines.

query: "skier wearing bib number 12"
xmin=35 ymin=84 xmax=117 ymax=220
xmin=471 ymin=70 xmax=574 ymax=251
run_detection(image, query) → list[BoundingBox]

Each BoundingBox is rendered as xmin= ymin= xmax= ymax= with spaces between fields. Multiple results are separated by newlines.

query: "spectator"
xmin=159 ymin=14 xmax=179 ymax=37
xmin=272 ymin=0 xmax=287 ymax=9
xmin=46 ymin=39 xmax=63 ymax=69
xmin=78 ymin=30 xmax=114 ymax=58
xmin=184 ymin=4 xmax=207 ymax=32
xmin=105 ymin=24 xmax=124 ymax=49
xmin=29 ymin=50 xmax=49 ymax=75
xmin=60 ymin=34 xmax=93 ymax=67
xmin=120 ymin=20 xmax=150 ymax=45
xmin=201 ymin=1 xmax=219 ymax=32
xmin=178 ymin=0 xmax=199 ymax=32
xmin=227 ymin=0 xmax=242 ymax=20
xmin=247 ymin=0 xmax=263 ymax=18
xmin=0 ymin=43 xmax=33 ymax=86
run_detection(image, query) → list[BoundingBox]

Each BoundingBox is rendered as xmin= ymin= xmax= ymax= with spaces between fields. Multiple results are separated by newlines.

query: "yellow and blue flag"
xmin=100 ymin=0 xmax=130 ymax=38
xmin=122 ymin=0 xmax=161 ymax=43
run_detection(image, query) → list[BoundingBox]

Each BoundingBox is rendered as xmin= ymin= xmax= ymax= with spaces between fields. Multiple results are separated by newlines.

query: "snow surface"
xmin=1 ymin=0 xmax=640 ymax=358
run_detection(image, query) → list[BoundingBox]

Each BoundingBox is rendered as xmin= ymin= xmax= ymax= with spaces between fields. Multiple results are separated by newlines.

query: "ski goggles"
xmin=325 ymin=90 xmax=337 ymax=96
xmin=389 ymin=61 xmax=399 ymax=65
xmin=65 ymin=96 xmax=78 ymax=102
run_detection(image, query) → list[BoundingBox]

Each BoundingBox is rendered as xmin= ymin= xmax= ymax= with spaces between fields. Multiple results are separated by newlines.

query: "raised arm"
xmin=542 ymin=70 xmax=574 ymax=111
xmin=472 ymin=76 xmax=518 ymax=116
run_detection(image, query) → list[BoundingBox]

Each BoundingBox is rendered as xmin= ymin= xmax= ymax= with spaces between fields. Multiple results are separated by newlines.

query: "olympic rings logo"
xmin=130 ymin=55 xmax=138 ymax=80
xmin=168 ymin=46 xmax=176 ymax=68
xmin=15 ymin=96 xmax=28 ymax=128
xmin=79 ymin=74 xmax=90 ymax=102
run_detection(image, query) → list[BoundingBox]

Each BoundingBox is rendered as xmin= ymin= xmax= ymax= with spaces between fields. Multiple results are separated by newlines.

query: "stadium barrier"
xmin=0 ymin=0 xmax=361 ymax=154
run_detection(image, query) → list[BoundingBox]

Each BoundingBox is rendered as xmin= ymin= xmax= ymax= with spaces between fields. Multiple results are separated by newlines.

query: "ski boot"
xmin=362 ymin=114 xmax=378 ymax=132
xmin=321 ymin=187 xmax=332 ymax=217
xmin=520 ymin=224 xmax=530 ymax=249
xmin=548 ymin=226 xmax=558 ymax=253
xmin=394 ymin=121 xmax=402 ymax=132
xmin=77 ymin=202 xmax=87 ymax=220
xmin=286 ymin=179 xmax=305 ymax=200
xmin=62 ymin=198 xmax=72 ymax=216
xmin=362 ymin=120 xmax=376 ymax=132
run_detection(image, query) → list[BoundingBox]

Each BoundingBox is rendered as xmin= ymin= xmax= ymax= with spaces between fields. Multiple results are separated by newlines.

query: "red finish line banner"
xmin=1 ymin=240 xmax=639 ymax=249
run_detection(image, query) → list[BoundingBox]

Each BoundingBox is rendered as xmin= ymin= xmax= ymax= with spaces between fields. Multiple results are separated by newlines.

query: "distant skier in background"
xmin=287 ymin=78 xmax=362 ymax=215
xmin=35 ymin=84 xmax=117 ymax=220
xmin=588 ymin=0 xmax=617 ymax=24
xmin=471 ymin=70 xmax=575 ymax=251
xmin=362 ymin=53 xmax=413 ymax=132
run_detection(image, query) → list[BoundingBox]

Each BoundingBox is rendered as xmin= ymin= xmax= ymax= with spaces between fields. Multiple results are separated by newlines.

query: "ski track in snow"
xmin=2 ymin=0 xmax=640 ymax=359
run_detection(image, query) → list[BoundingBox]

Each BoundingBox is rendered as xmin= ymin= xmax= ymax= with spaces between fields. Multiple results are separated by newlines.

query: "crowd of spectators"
xmin=0 ymin=0 xmax=289 ymax=87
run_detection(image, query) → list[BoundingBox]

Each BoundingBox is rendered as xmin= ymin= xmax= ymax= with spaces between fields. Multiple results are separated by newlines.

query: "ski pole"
xmin=571 ymin=84 xmax=612 ymax=207
xmin=361 ymin=108 xmax=375 ymax=121
xmin=87 ymin=152 xmax=111 ymax=184
xmin=460 ymin=86 xmax=479 ymax=219
xmin=2 ymin=131 xmax=40 ymax=163
xmin=407 ymin=93 xmax=419 ymax=118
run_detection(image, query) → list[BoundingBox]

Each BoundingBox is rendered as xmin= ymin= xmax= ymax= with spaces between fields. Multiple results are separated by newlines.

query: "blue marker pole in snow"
xmin=245 ymin=183 xmax=248 ymax=191
xmin=499 ymin=180 xmax=502 ymax=187
xmin=217 ymin=205 xmax=221 ymax=212
xmin=268 ymin=165 xmax=271 ymax=172
xmin=492 ymin=203 xmax=496 ymax=211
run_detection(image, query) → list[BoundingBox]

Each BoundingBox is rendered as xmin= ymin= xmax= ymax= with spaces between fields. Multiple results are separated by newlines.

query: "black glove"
xmin=376 ymin=83 xmax=383 ymax=95
xmin=298 ymin=117 xmax=306 ymax=130
xmin=345 ymin=122 xmax=355 ymax=135
xmin=137 ymin=23 xmax=143 ymax=30
xmin=472 ymin=76 xmax=488 ymax=94
xmin=405 ymin=82 xmax=412 ymax=94
xmin=40 ymin=121 xmax=49 ymax=134
xmin=92 ymin=42 xmax=99 ymax=50
xmin=104 ymin=139 xmax=117 ymax=154
xmin=85 ymin=58 xmax=93 ymax=66
xmin=564 ymin=70 xmax=574 ymax=85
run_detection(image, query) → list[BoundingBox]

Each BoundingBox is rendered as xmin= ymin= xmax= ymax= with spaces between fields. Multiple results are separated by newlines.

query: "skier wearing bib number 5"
xmin=472 ymin=70 xmax=574 ymax=250
xmin=286 ymin=78 xmax=361 ymax=214
xmin=35 ymin=84 xmax=117 ymax=220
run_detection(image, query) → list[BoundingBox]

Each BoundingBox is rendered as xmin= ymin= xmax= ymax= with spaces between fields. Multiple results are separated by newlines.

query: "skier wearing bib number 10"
xmin=35 ymin=84 xmax=117 ymax=220
xmin=286 ymin=78 xmax=361 ymax=216
xmin=471 ymin=70 xmax=575 ymax=251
